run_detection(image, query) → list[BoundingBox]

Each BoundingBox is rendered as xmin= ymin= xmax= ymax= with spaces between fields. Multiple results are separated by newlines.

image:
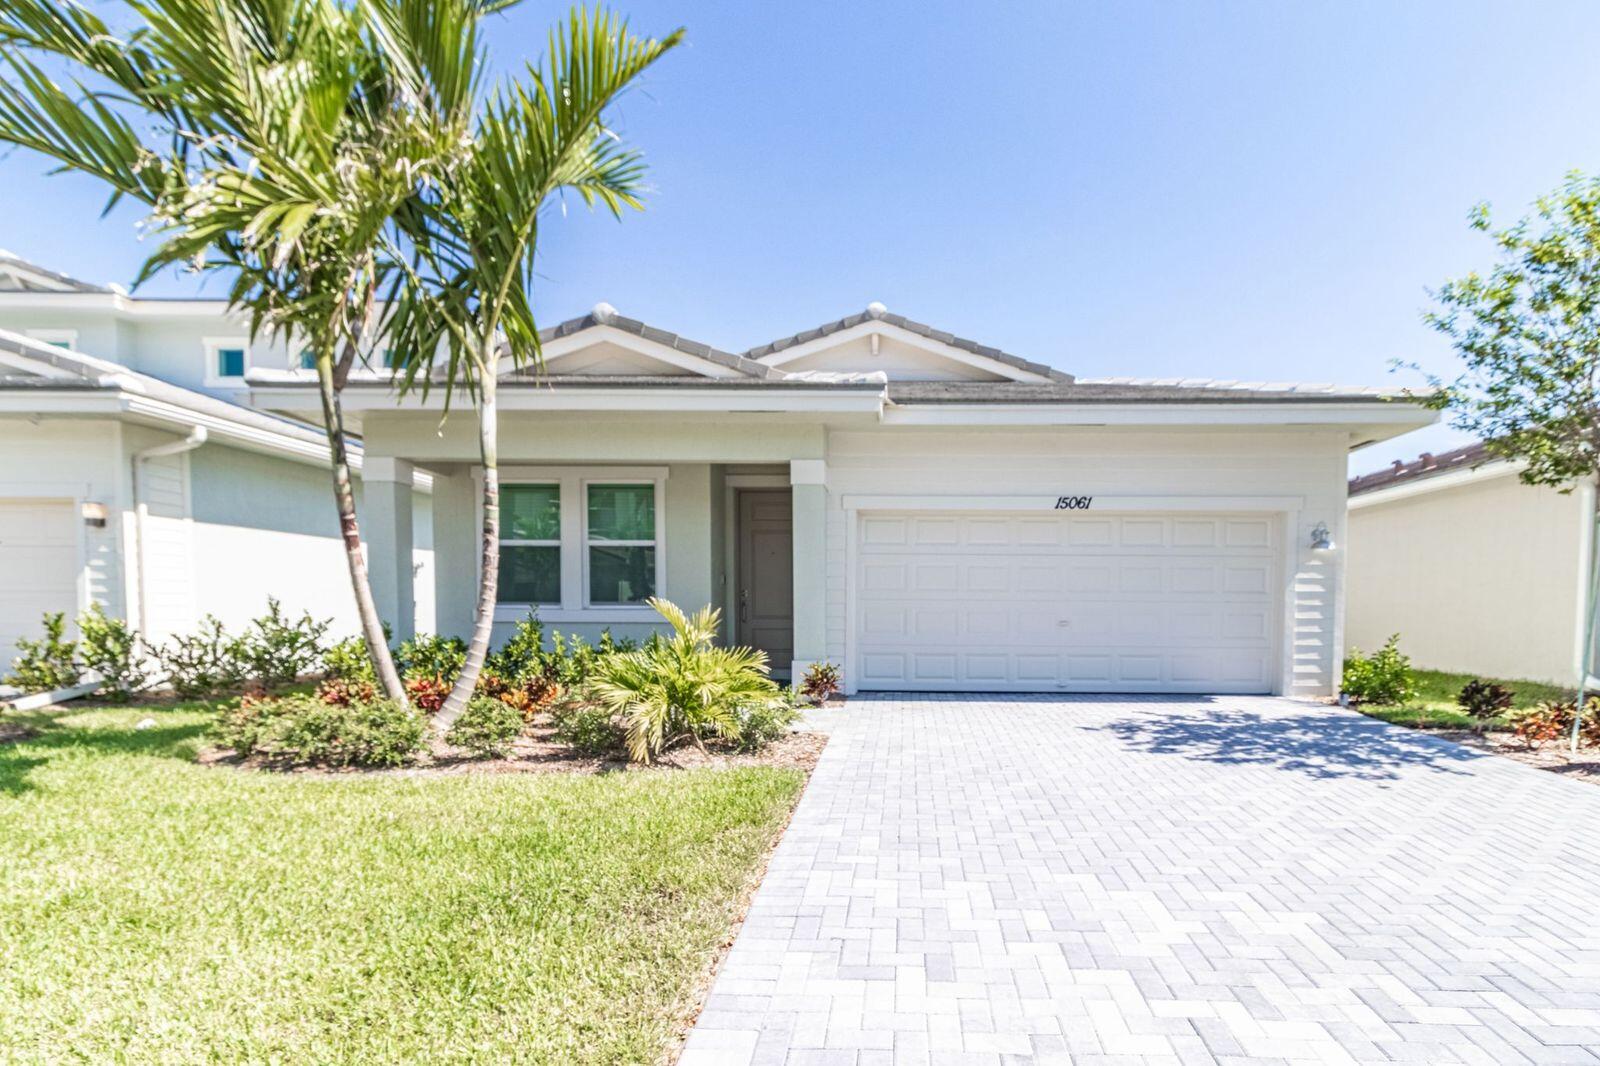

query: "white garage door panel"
xmin=855 ymin=512 xmax=1279 ymax=693
xmin=0 ymin=500 xmax=79 ymax=675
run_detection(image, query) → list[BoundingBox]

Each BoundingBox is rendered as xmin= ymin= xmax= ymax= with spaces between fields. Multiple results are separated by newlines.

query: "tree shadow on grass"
xmin=0 ymin=713 xmax=210 ymax=795
xmin=1094 ymin=704 xmax=1488 ymax=781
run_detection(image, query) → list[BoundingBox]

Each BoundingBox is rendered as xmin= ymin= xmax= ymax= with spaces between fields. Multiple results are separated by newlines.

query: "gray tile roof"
xmin=530 ymin=303 xmax=779 ymax=379
xmin=886 ymin=381 xmax=1408 ymax=404
xmin=1348 ymin=440 xmax=1499 ymax=496
xmin=0 ymin=251 xmax=111 ymax=293
xmin=744 ymin=304 xmax=1074 ymax=383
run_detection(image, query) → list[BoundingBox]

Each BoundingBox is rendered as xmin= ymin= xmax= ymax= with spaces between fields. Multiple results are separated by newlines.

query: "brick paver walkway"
xmin=681 ymin=695 xmax=1600 ymax=1065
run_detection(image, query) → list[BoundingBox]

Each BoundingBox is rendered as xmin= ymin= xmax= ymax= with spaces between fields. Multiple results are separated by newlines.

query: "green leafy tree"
xmin=385 ymin=5 xmax=681 ymax=731
xmin=1420 ymin=171 xmax=1600 ymax=745
xmin=0 ymin=0 xmax=466 ymax=705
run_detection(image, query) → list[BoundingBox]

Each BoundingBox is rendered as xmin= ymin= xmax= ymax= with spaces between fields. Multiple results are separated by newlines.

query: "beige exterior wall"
xmin=1345 ymin=470 xmax=1589 ymax=685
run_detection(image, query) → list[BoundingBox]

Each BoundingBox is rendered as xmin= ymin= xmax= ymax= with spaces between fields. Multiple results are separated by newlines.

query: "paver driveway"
xmin=681 ymin=695 xmax=1600 ymax=1066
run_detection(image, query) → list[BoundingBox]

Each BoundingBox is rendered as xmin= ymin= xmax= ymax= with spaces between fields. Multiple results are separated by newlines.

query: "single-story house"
xmin=247 ymin=301 xmax=1433 ymax=697
xmin=0 ymin=253 xmax=434 ymax=671
xmin=1346 ymin=442 xmax=1594 ymax=686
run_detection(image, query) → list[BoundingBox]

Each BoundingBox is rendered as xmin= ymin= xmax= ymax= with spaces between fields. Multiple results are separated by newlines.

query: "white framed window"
xmin=583 ymin=481 xmax=659 ymax=606
xmin=204 ymin=336 xmax=250 ymax=384
xmin=493 ymin=467 xmax=667 ymax=619
xmin=23 ymin=329 xmax=78 ymax=350
xmin=498 ymin=484 xmax=561 ymax=605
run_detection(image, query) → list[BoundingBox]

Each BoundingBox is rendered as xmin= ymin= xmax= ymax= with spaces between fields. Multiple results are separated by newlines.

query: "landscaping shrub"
xmin=322 ymin=634 xmax=378 ymax=682
xmin=445 ymin=696 xmax=525 ymax=758
xmin=485 ymin=615 xmax=546 ymax=682
xmin=5 ymin=611 xmax=81 ymax=693
xmin=1456 ymin=678 xmax=1514 ymax=732
xmin=397 ymin=633 xmax=466 ymax=682
xmin=238 ymin=598 xmax=329 ymax=688
xmin=1341 ymin=635 xmax=1416 ymax=705
xmin=476 ymin=669 xmax=562 ymax=720
xmin=316 ymin=676 xmax=377 ymax=706
xmin=550 ymin=699 xmax=625 ymax=756
xmin=77 ymin=604 xmax=150 ymax=701
xmin=214 ymin=692 xmax=425 ymax=767
xmin=731 ymin=697 xmax=801 ymax=753
xmin=799 ymin=661 xmax=842 ymax=704
xmin=404 ymin=673 xmax=451 ymax=713
xmin=589 ymin=598 xmax=780 ymax=763
xmin=157 ymin=615 xmax=247 ymax=699
xmin=1511 ymin=700 xmax=1573 ymax=749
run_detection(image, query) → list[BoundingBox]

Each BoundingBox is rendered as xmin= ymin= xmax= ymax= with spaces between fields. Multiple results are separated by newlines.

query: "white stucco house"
xmin=0 ymin=253 xmax=434 ymax=672
xmin=243 ymin=301 xmax=1432 ymax=698
xmin=1346 ymin=442 xmax=1593 ymax=686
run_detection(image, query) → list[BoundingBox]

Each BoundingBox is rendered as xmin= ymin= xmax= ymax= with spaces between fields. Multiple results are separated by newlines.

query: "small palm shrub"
xmin=1341 ymin=635 xmax=1415 ymax=705
xmin=589 ymin=598 xmax=780 ymax=763
xmin=214 ymin=692 xmax=425 ymax=767
xmin=800 ymin=661 xmax=842 ymax=704
xmin=1456 ymin=679 xmax=1514 ymax=733
xmin=445 ymin=696 xmax=524 ymax=758
xmin=239 ymin=598 xmax=330 ymax=688
xmin=6 ymin=611 xmax=81 ymax=692
xmin=77 ymin=604 xmax=151 ymax=701
xmin=550 ymin=700 xmax=625 ymax=756
xmin=157 ymin=615 xmax=247 ymax=699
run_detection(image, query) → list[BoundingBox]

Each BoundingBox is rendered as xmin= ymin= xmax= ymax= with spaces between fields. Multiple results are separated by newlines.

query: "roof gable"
xmin=746 ymin=304 xmax=1071 ymax=383
xmin=512 ymin=303 xmax=776 ymax=380
xmin=0 ymin=252 xmax=109 ymax=294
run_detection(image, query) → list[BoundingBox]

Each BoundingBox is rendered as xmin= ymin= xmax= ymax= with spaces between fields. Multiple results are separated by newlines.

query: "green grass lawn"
xmin=0 ymin=700 xmax=805 ymax=1064
xmin=1355 ymin=668 xmax=1574 ymax=731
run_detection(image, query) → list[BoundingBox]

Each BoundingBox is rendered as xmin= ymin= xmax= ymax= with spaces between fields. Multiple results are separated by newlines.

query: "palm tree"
xmin=384 ymin=5 xmax=681 ymax=731
xmin=0 ymin=0 xmax=471 ymax=704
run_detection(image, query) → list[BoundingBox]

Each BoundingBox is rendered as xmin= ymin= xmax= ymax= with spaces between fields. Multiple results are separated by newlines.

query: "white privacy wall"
xmin=821 ymin=427 xmax=1353 ymax=698
xmin=1345 ymin=472 xmax=1587 ymax=685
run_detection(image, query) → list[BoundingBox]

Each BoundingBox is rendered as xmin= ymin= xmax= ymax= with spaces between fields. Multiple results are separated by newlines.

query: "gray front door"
xmin=737 ymin=490 xmax=793 ymax=674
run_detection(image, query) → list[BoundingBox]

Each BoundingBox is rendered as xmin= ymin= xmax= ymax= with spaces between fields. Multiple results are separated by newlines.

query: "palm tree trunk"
xmin=315 ymin=356 xmax=408 ymax=706
xmin=435 ymin=360 xmax=499 ymax=731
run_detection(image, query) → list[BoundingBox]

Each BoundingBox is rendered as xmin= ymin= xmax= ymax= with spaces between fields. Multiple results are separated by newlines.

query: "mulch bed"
xmin=198 ymin=712 xmax=829 ymax=778
xmin=1427 ymin=728 xmax=1600 ymax=783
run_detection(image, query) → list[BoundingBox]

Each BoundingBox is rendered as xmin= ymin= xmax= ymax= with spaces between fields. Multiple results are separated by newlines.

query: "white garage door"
xmin=855 ymin=511 xmax=1280 ymax=693
xmin=0 ymin=500 xmax=79 ymax=678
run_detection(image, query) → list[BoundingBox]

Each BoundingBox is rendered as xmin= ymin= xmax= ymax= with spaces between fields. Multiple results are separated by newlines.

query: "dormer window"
xmin=204 ymin=337 xmax=250 ymax=385
xmin=24 ymin=329 xmax=77 ymax=349
xmin=299 ymin=348 xmax=318 ymax=370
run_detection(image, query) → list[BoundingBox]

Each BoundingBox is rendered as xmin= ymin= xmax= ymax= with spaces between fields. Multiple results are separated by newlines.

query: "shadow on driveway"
xmin=1095 ymin=703 xmax=1487 ymax=781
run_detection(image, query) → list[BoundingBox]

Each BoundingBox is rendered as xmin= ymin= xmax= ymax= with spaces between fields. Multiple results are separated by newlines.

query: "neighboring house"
xmin=249 ymin=301 xmax=1432 ymax=697
xmin=0 ymin=253 xmax=434 ymax=673
xmin=1346 ymin=442 xmax=1593 ymax=686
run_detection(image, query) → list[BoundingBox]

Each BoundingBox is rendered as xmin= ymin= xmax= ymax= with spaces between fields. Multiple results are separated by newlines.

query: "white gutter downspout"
xmin=131 ymin=427 xmax=207 ymax=636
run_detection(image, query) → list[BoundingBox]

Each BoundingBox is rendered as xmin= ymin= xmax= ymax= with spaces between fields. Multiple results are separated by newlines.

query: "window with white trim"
xmin=204 ymin=337 xmax=250 ymax=383
xmin=585 ymin=483 xmax=656 ymax=605
xmin=498 ymin=484 xmax=561 ymax=604
xmin=494 ymin=469 xmax=665 ymax=614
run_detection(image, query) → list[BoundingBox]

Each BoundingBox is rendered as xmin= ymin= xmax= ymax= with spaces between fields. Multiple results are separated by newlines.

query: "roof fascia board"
xmin=536 ymin=324 xmax=746 ymax=379
xmin=0 ymin=292 xmax=233 ymax=317
xmin=880 ymin=401 xmax=1436 ymax=428
xmin=1349 ymin=459 xmax=1523 ymax=509
xmin=758 ymin=319 xmax=1054 ymax=383
xmin=248 ymin=383 xmax=888 ymax=415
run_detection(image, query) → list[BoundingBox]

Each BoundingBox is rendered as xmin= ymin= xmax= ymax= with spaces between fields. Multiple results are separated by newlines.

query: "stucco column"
xmin=425 ymin=465 xmax=478 ymax=641
xmin=363 ymin=457 xmax=414 ymax=641
xmin=790 ymin=459 xmax=828 ymax=680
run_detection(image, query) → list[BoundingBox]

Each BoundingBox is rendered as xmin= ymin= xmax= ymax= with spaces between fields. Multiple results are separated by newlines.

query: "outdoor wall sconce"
xmin=1310 ymin=522 xmax=1334 ymax=551
xmin=81 ymin=501 xmax=108 ymax=529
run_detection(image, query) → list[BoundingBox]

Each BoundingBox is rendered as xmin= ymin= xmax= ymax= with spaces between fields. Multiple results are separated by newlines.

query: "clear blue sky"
xmin=6 ymin=1 xmax=1600 ymax=470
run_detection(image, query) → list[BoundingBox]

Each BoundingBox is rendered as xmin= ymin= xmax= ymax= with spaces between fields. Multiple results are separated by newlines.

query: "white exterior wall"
xmin=824 ymin=427 xmax=1352 ymax=698
xmin=1345 ymin=471 xmax=1587 ymax=685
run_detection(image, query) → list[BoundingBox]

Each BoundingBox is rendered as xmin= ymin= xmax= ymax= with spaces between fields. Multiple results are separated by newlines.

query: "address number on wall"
xmin=1053 ymin=495 xmax=1094 ymax=510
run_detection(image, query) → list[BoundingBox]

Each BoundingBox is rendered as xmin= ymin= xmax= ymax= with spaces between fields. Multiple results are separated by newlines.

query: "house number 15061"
xmin=1054 ymin=495 xmax=1093 ymax=510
